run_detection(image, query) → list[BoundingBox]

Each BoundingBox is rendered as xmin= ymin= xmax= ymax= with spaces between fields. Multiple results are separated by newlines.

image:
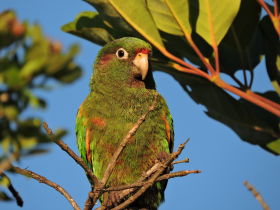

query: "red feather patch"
xmin=91 ymin=117 xmax=106 ymax=128
xmin=99 ymin=53 xmax=114 ymax=65
xmin=135 ymin=48 xmax=150 ymax=55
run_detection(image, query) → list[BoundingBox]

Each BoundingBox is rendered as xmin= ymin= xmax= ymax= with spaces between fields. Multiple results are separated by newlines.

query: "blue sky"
xmin=1 ymin=0 xmax=279 ymax=210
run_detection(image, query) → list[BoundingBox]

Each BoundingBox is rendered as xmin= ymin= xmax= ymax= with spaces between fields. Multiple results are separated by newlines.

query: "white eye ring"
xmin=116 ymin=48 xmax=129 ymax=60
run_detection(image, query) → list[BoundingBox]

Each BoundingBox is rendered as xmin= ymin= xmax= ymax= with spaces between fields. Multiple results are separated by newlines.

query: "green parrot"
xmin=76 ymin=37 xmax=174 ymax=210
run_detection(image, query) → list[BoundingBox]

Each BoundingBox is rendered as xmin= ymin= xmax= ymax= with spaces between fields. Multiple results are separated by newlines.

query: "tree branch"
xmin=110 ymin=139 xmax=189 ymax=210
xmin=244 ymin=180 xmax=270 ymax=210
xmin=172 ymin=158 xmax=189 ymax=165
xmin=11 ymin=165 xmax=80 ymax=210
xmin=97 ymin=170 xmax=200 ymax=192
xmin=43 ymin=122 xmax=99 ymax=187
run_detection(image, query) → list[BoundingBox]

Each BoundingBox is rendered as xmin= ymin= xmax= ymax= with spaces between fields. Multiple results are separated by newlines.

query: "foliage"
xmin=63 ymin=0 xmax=280 ymax=155
xmin=0 ymin=10 xmax=81 ymax=203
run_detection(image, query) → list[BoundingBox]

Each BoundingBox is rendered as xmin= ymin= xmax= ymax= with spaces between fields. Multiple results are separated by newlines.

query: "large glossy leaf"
xmin=107 ymin=0 xmax=165 ymax=50
xmin=168 ymin=71 xmax=280 ymax=154
xmin=62 ymin=11 xmax=123 ymax=45
xmin=147 ymin=0 xmax=190 ymax=36
xmin=63 ymin=1 xmax=280 ymax=155
xmin=152 ymin=61 xmax=280 ymax=155
xmin=193 ymin=0 xmax=241 ymax=46
xmin=260 ymin=15 xmax=280 ymax=95
xmin=84 ymin=0 xmax=137 ymax=35
xmin=218 ymin=0 xmax=262 ymax=75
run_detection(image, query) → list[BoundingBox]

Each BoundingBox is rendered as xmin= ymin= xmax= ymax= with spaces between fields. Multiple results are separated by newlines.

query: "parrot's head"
xmin=91 ymin=37 xmax=155 ymax=91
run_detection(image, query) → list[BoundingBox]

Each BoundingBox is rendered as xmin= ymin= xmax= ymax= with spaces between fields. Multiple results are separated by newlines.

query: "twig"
xmin=172 ymin=158 xmax=189 ymax=165
xmin=84 ymin=191 xmax=95 ymax=210
xmin=11 ymin=165 xmax=80 ymax=210
xmin=111 ymin=139 xmax=189 ymax=210
xmin=89 ymin=96 xmax=158 ymax=208
xmin=43 ymin=122 xmax=99 ymax=187
xmin=97 ymin=170 xmax=201 ymax=192
xmin=244 ymin=180 xmax=270 ymax=210
xmin=95 ymin=162 xmax=162 ymax=210
xmin=257 ymin=0 xmax=280 ymax=36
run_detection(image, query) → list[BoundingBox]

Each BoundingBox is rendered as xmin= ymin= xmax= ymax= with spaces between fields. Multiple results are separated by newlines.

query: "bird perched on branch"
xmin=76 ymin=37 xmax=173 ymax=209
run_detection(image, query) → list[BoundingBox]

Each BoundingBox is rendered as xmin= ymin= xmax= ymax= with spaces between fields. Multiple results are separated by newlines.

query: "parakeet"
xmin=76 ymin=37 xmax=174 ymax=210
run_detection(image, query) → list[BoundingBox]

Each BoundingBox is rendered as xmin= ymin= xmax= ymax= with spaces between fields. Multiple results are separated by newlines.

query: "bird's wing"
xmin=76 ymin=103 xmax=92 ymax=168
xmin=159 ymin=96 xmax=174 ymax=153
xmin=164 ymin=109 xmax=174 ymax=153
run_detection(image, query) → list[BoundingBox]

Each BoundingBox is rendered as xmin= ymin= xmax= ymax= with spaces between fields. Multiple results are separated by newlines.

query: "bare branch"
xmin=110 ymin=139 xmax=189 ymax=210
xmin=43 ymin=122 xmax=99 ymax=187
xmin=11 ymin=165 xmax=80 ymax=210
xmin=172 ymin=158 xmax=189 ymax=165
xmin=244 ymin=180 xmax=270 ymax=210
xmin=97 ymin=170 xmax=201 ymax=192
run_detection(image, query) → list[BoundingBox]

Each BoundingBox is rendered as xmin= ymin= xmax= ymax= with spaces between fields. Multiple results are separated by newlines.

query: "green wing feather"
xmin=76 ymin=105 xmax=90 ymax=168
xmin=166 ymin=111 xmax=174 ymax=152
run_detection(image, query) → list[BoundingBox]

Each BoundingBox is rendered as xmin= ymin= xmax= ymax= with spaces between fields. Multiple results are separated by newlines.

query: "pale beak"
xmin=133 ymin=52 xmax=149 ymax=80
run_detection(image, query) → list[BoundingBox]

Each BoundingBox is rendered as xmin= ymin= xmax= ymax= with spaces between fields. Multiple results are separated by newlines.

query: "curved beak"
xmin=133 ymin=52 xmax=149 ymax=80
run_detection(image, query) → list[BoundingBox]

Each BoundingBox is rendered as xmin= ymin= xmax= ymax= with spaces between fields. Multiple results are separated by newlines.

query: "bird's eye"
xmin=116 ymin=48 xmax=129 ymax=59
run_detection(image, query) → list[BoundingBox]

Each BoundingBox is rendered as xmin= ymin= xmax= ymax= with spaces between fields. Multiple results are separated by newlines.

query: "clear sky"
xmin=1 ymin=0 xmax=279 ymax=210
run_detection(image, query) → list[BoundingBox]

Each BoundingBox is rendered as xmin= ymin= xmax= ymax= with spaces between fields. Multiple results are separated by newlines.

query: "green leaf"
xmin=0 ymin=173 xmax=23 ymax=206
xmin=108 ymin=0 xmax=165 ymax=50
xmin=3 ymin=106 xmax=18 ymax=121
xmin=62 ymin=11 xmax=117 ymax=45
xmin=260 ymin=15 xmax=280 ymax=95
xmin=194 ymin=0 xmax=241 ymax=46
xmin=84 ymin=0 xmax=141 ymax=35
xmin=0 ymin=174 xmax=10 ymax=187
xmin=0 ymin=191 xmax=12 ymax=202
xmin=18 ymin=136 xmax=38 ymax=149
xmin=147 ymin=0 xmax=190 ymax=36
xmin=52 ymin=63 xmax=82 ymax=84
xmin=20 ymin=57 xmax=46 ymax=79
xmin=64 ymin=0 xmax=280 ymax=156
xmin=22 ymin=90 xmax=46 ymax=109
xmin=0 ymin=61 xmax=25 ymax=89
xmin=267 ymin=138 xmax=280 ymax=154
xmin=171 ymin=71 xmax=280 ymax=155
xmin=45 ymin=44 xmax=80 ymax=74
xmin=218 ymin=0 xmax=262 ymax=74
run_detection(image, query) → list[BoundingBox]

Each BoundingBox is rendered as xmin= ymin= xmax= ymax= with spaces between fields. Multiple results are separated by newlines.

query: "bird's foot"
xmin=104 ymin=191 xmax=122 ymax=208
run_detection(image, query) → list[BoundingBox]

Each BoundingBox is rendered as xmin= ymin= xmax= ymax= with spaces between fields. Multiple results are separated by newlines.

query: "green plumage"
xmin=76 ymin=37 xmax=173 ymax=209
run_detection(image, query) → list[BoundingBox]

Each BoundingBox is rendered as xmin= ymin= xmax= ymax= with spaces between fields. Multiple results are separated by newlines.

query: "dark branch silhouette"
xmin=0 ymin=172 xmax=23 ymax=207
